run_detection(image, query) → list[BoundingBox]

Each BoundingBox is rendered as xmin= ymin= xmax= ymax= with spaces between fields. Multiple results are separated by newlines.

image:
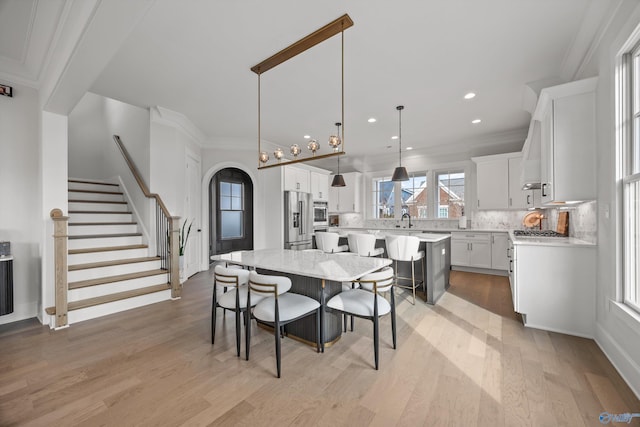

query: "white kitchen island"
xmin=213 ymin=249 xmax=391 ymax=347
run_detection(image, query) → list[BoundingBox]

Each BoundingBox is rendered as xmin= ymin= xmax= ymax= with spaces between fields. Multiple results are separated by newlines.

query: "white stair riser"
xmin=69 ymin=202 xmax=129 ymax=212
xmin=69 ymin=274 xmax=169 ymax=302
xmin=69 ymin=212 xmax=133 ymax=223
xmin=68 ymin=191 xmax=124 ymax=202
xmin=69 ymin=235 xmax=143 ymax=250
xmin=68 ymin=224 xmax=138 ymax=235
xmin=68 ymin=248 xmax=150 ymax=264
xmin=68 ymin=181 xmax=119 ymax=192
xmin=66 ymin=290 xmax=171 ymax=325
xmin=68 ymin=260 xmax=162 ymax=282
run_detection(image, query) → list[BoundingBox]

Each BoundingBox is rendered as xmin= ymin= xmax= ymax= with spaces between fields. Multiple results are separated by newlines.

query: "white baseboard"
xmin=595 ymin=323 xmax=640 ymax=400
xmin=0 ymin=301 xmax=38 ymax=325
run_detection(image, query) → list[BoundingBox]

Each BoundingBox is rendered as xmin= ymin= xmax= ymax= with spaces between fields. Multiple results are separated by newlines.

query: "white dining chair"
xmin=385 ymin=235 xmax=425 ymax=305
xmin=315 ymin=232 xmax=349 ymax=253
xmin=212 ymin=265 xmax=265 ymax=357
xmin=326 ymin=267 xmax=396 ymax=369
xmin=246 ymin=271 xmax=321 ymax=378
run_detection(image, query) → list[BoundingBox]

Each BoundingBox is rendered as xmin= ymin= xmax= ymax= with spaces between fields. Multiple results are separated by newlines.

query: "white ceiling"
xmin=0 ymin=0 xmax=619 ymax=173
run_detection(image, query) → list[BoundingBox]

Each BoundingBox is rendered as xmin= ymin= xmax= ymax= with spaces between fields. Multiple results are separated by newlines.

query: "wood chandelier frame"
xmin=251 ymin=14 xmax=354 ymax=170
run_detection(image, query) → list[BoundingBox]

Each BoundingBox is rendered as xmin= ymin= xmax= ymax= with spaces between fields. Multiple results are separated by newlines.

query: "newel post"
xmin=170 ymin=216 xmax=181 ymax=299
xmin=50 ymin=208 xmax=69 ymax=329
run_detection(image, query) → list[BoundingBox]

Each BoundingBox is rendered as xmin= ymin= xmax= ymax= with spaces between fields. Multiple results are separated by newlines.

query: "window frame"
xmin=219 ymin=181 xmax=245 ymax=240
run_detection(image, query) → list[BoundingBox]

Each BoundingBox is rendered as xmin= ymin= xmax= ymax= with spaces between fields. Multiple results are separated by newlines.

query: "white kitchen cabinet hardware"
xmin=328 ymin=172 xmax=362 ymax=213
xmin=534 ymin=77 xmax=597 ymax=204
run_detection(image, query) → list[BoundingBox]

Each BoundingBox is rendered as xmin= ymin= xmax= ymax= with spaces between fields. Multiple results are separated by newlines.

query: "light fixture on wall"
xmin=252 ymin=14 xmax=353 ymax=169
xmin=328 ymin=122 xmax=342 ymax=152
xmin=331 ymin=156 xmax=346 ymax=187
xmin=391 ymin=105 xmax=409 ymax=182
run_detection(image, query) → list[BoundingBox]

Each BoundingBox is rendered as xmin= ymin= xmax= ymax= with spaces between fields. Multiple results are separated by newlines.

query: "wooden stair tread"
xmin=69 ymin=244 xmax=148 ymax=254
xmin=68 ymin=199 xmax=128 ymax=204
xmin=69 ymin=269 xmax=168 ymax=289
xmin=68 ymin=189 xmax=123 ymax=195
xmin=69 ymin=222 xmax=137 ymax=226
xmin=69 ymin=210 xmax=132 ymax=214
xmin=69 ymin=256 xmax=161 ymax=271
xmin=45 ymin=284 xmax=169 ymax=315
xmin=69 ymin=233 xmax=142 ymax=240
xmin=68 ymin=179 xmax=119 ymax=187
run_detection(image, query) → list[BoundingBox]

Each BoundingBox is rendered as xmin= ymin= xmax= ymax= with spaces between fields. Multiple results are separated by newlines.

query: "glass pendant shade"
xmin=392 ymin=105 xmax=409 ymax=182
xmin=259 ymin=151 xmax=269 ymax=164
xmin=290 ymin=144 xmax=301 ymax=157
xmin=328 ymin=122 xmax=342 ymax=152
xmin=307 ymin=139 xmax=319 ymax=155
xmin=274 ymin=148 xmax=284 ymax=160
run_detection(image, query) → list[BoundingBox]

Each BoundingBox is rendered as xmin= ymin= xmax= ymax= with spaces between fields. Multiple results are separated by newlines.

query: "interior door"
xmin=184 ymin=150 xmax=201 ymax=279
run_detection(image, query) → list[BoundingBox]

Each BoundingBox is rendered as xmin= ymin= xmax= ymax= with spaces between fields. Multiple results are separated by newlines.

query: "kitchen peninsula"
xmin=213 ymin=249 xmax=391 ymax=346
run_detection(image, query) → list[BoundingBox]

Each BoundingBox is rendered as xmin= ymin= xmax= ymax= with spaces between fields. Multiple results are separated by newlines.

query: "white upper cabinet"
xmin=310 ymin=171 xmax=329 ymax=201
xmin=534 ymin=77 xmax=597 ymax=204
xmin=283 ymin=166 xmax=310 ymax=193
xmin=328 ymin=172 xmax=362 ymax=213
xmin=473 ymin=153 xmax=528 ymax=210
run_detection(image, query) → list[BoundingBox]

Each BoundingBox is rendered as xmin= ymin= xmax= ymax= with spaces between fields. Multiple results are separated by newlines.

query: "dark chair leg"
xmin=343 ymin=313 xmax=347 ymax=332
xmin=350 ymin=315 xmax=354 ymax=332
xmin=275 ymin=321 xmax=282 ymax=378
xmin=235 ymin=308 xmax=241 ymax=357
xmin=211 ymin=285 xmax=217 ymax=345
xmin=316 ymin=308 xmax=321 ymax=353
xmin=391 ymin=289 xmax=397 ymax=350
xmin=373 ymin=315 xmax=380 ymax=370
xmin=245 ymin=309 xmax=251 ymax=361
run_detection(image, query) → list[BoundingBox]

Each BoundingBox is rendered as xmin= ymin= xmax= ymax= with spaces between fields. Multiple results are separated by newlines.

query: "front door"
xmin=210 ymin=168 xmax=253 ymax=257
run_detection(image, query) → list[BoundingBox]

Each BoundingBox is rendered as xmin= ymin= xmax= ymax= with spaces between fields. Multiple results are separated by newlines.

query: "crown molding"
xmin=151 ymin=106 xmax=207 ymax=147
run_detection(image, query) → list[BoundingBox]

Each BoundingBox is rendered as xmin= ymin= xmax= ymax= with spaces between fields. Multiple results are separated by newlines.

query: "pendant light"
xmin=391 ymin=105 xmax=409 ymax=181
xmin=331 ymin=156 xmax=346 ymax=187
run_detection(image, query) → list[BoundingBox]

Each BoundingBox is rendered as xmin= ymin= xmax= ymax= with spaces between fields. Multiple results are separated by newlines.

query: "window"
xmin=402 ymin=174 xmax=428 ymax=218
xmin=622 ymin=39 xmax=640 ymax=312
xmin=436 ymin=171 xmax=465 ymax=218
xmin=372 ymin=177 xmax=395 ymax=218
xmin=220 ymin=181 xmax=243 ymax=239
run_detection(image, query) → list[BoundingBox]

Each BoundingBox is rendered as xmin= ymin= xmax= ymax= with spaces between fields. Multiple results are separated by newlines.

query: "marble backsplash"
xmin=335 ymin=200 xmax=597 ymax=243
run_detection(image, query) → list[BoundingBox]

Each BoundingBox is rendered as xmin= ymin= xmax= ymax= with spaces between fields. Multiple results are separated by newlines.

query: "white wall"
xmin=68 ymin=93 xmax=152 ymax=245
xmin=585 ymin=1 xmax=640 ymax=397
xmin=200 ymin=146 xmax=283 ymax=270
xmin=0 ymin=83 xmax=42 ymax=324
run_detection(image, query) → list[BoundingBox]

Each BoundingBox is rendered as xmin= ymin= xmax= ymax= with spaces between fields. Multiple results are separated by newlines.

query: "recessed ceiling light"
xmin=391 ymin=136 xmax=398 ymax=140
xmin=303 ymin=135 xmax=310 ymax=139
xmin=472 ymin=119 xmax=482 ymax=124
xmin=406 ymin=147 xmax=413 ymax=150
xmin=464 ymin=92 xmax=476 ymax=100
xmin=367 ymin=118 xmax=377 ymax=123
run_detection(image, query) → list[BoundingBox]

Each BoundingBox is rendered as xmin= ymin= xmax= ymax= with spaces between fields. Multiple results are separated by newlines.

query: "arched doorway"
xmin=210 ymin=168 xmax=254 ymax=258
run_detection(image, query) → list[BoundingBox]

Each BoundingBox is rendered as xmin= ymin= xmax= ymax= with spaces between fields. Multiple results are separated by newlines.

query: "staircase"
xmin=46 ymin=179 xmax=171 ymax=325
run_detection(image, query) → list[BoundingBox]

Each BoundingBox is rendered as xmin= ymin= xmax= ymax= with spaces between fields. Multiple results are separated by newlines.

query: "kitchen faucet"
xmin=401 ymin=212 xmax=413 ymax=228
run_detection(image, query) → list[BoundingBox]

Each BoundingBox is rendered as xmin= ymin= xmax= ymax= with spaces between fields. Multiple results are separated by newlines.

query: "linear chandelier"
xmin=251 ymin=14 xmax=354 ymax=169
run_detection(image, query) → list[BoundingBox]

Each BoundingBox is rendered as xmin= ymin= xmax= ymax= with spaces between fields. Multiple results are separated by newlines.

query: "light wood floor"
xmin=0 ymin=270 xmax=638 ymax=426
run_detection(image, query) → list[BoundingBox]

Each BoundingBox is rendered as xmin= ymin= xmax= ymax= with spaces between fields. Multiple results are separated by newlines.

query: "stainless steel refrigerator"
xmin=284 ymin=191 xmax=313 ymax=250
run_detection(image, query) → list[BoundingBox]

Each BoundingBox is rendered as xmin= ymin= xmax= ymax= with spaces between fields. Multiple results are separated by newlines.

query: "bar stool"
xmin=246 ymin=271 xmax=321 ymax=378
xmin=212 ymin=265 xmax=265 ymax=357
xmin=315 ymin=232 xmax=349 ymax=253
xmin=347 ymin=233 xmax=384 ymax=257
xmin=326 ymin=267 xmax=396 ymax=369
xmin=384 ymin=235 xmax=425 ymax=305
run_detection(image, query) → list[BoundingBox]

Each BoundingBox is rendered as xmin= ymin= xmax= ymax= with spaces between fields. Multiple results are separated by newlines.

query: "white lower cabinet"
xmin=450 ymin=232 xmax=491 ymax=269
xmin=511 ymin=242 xmax=595 ymax=337
xmin=491 ymin=233 xmax=509 ymax=270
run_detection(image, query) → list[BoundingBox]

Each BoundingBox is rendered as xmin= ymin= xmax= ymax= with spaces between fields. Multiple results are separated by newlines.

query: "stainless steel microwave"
xmin=313 ymin=201 xmax=328 ymax=228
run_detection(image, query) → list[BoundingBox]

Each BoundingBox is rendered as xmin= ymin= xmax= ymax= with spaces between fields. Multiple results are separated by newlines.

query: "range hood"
xmin=520 ymin=119 xmax=541 ymax=190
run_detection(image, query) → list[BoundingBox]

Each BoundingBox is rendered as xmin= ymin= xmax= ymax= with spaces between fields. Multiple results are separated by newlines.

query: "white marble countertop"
xmin=508 ymin=231 xmax=596 ymax=247
xmin=327 ymin=226 xmax=509 ymax=234
xmin=0 ymin=256 xmax=13 ymax=262
xmin=212 ymin=249 xmax=392 ymax=282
